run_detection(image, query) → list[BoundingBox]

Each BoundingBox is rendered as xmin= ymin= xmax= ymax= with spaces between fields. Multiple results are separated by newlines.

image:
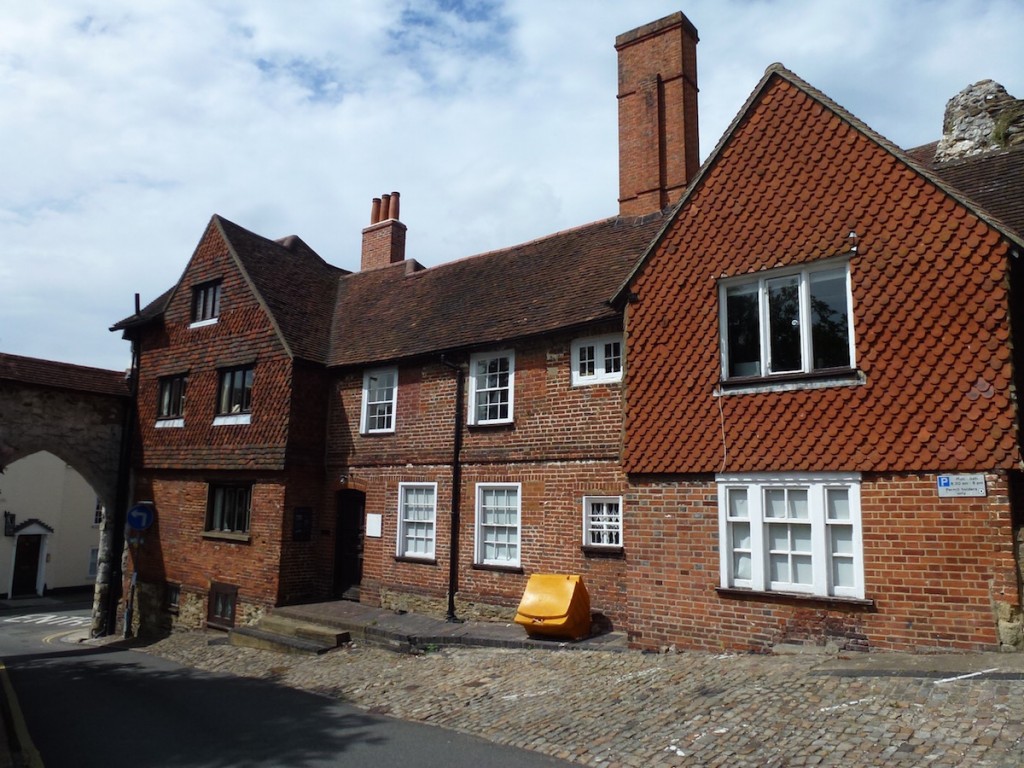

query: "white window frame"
xmin=396 ymin=482 xmax=437 ymax=560
xmin=719 ymin=258 xmax=855 ymax=380
xmin=571 ymin=334 xmax=624 ymax=386
xmin=717 ymin=472 xmax=863 ymax=599
xmin=467 ymin=350 xmax=515 ymax=426
xmin=474 ymin=483 xmax=521 ymax=567
xmin=360 ymin=367 xmax=398 ymax=434
xmin=582 ymin=496 xmax=623 ymax=549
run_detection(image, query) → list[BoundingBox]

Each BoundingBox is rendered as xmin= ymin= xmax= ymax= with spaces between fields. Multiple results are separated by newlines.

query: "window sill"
xmin=189 ymin=318 xmax=218 ymax=329
xmin=716 ymin=368 xmax=864 ymax=396
xmin=581 ymin=545 xmax=625 ymax=558
xmin=716 ymin=587 xmax=874 ymax=609
xmin=202 ymin=531 xmax=251 ymax=544
xmin=361 ymin=429 xmax=396 ymax=436
xmin=213 ymin=413 xmax=251 ymax=426
xmin=394 ymin=555 xmax=437 ymax=565
xmin=472 ymin=563 xmax=523 ymax=574
xmin=572 ymin=376 xmax=623 ymax=387
xmin=155 ymin=418 xmax=184 ymax=429
xmin=467 ymin=421 xmax=515 ymax=431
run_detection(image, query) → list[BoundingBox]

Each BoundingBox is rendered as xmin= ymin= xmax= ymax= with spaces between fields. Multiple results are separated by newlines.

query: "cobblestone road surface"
xmin=141 ymin=633 xmax=1024 ymax=767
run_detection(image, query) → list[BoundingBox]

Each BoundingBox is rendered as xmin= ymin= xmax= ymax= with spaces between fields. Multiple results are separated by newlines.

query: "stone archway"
xmin=0 ymin=353 xmax=130 ymax=632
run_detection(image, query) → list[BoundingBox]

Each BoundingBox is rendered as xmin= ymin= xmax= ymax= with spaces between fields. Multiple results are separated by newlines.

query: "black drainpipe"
xmin=101 ymin=327 xmax=139 ymax=636
xmin=440 ymin=355 xmax=465 ymax=623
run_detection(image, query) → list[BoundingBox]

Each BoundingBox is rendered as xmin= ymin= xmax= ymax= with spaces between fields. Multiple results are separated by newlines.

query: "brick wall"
xmin=328 ymin=327 xmax=626 ymax=467
xmin=327 ymin=326 xmax=631 ymax=627
xmin=343 ymin=461 xmax=630 ymax=627
xmin=626 ymin=472 xmax=1018 ymax=652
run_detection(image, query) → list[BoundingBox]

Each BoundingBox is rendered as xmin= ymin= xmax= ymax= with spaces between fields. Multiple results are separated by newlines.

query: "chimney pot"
xmin=361 ymin=190 xmax=407 ymax=271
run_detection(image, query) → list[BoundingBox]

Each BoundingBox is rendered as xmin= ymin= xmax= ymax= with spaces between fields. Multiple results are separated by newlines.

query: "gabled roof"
xmin=614 ymin=64 xmax=1024 ymax=303
xmin=917 ymin=143 xmax=1024 ymax=240
xmin=620 ymin=63 xmax=1021 ymax=476
xmin=215 ymin=217 xmax=348 ymax=363
xmin=327 ymin=213 xmax=665 ymax=367
xmin=0 ymin=352 xmax=128 ymax=397
xmin=112 ymin=216 xmax=348 ymax=364
xmin=13 ymin=518 xmax=54 ymax=534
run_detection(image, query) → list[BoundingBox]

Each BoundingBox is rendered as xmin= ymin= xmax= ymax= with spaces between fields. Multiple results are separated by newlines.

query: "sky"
xmin=1 ymin=0 xmax=1022 ymax=371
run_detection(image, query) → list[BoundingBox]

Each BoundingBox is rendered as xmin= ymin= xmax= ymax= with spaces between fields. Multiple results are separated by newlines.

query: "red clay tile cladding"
xmin=624 ymin=75 xmax=1019 ymax=475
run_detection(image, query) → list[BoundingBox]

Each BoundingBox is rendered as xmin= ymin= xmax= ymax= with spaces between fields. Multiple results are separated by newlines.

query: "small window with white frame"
xmin=474 ymin=483 xmax=521 ymax=567
xmin=583 ymin=496 xmax=623 ymax=549
xmin=717 ymin=472 xmax=863 ymax=599
xmin=396 ymin=483 xmax=436 ymax=560
xmin=720 ymin=259 xmax=854 ymax=381
xmin=468 ymin=351 xmax=514 ymax=425
xmin=93 ymin=498 xmax=104 ymax=526
xmin=361 ymin=368 xmax=398 ymax=434
xmin=571 ymin=334 xmax=623 ymax=385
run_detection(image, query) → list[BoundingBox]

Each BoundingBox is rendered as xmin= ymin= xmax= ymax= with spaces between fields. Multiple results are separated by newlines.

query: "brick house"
xmin=112 ymin=12 xmax=698 ymax=636
xmin=617 ymin=66 xmax=1024 ymax=652
xmin=113 ymin=11 xmax=1024 ymax=652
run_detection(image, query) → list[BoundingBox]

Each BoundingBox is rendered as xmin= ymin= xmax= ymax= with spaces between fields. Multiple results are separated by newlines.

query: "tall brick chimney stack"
xmin=360 ymin=191 xmax=407 ymax=270
xmin=616 ymin=12 xmax=699 ymax=217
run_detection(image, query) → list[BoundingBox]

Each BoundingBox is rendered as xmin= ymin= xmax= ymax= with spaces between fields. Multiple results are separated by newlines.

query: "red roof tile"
xmin=0 ymin=352 xmax=128 ymax=397
xmin=327 ymin=214 xmax=665 ymax=367
xmin=622 ymin=68 xmax=1020 ymax=475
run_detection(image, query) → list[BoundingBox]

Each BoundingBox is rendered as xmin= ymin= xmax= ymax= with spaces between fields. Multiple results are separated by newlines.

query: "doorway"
xmin=334 ymin=490 xmax=365 ymax=600
xmin=12 ymin=534 xmax=42 ymax=597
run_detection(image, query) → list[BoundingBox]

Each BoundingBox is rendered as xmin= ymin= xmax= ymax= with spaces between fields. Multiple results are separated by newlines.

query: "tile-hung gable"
xmin=619 ymin=65 xmax=1023 ymax=476
xmin=114 ymin=216 xmax=347 ymax=365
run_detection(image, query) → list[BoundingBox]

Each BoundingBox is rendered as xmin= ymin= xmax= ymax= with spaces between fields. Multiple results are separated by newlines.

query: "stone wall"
xmin=935 ymin=80 xmax=1024 ymax=162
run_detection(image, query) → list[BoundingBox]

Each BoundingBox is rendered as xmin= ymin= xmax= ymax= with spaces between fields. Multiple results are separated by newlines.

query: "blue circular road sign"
xmin=126 ymin=503 xmax=155 ymax=532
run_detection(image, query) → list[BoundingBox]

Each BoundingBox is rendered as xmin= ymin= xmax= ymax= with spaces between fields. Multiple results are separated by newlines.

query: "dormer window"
xmin=190 ymin=280 xmax=221 ymax=327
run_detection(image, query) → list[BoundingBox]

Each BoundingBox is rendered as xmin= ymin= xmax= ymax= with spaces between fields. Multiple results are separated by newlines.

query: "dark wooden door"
xmin=12 ymin=535 xmax=41 ymax=597
xmin=334 ymin=491 xmax=365 ymax=599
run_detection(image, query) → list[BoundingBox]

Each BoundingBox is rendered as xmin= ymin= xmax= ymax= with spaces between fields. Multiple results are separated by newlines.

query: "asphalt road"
xmin=0 ymin=598 xmax=575 ymax=767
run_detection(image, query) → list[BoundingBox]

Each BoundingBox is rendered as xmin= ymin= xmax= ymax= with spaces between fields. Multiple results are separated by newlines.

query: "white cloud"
xmin=0 ymin=0 xmax=1021 ymax=369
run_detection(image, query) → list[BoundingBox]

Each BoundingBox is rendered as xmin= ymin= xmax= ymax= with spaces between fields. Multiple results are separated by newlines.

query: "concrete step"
xmin=228 ymin=614 xmax=352 ymax=655
xmin=256 ymin=614 xmax=351 ymax=647
xmin=228 ymin=626 xmax=336 ymax=655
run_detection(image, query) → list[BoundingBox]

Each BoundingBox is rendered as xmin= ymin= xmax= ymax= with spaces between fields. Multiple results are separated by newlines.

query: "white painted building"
xmin=0 ymin=451 xmax=102 ymax=597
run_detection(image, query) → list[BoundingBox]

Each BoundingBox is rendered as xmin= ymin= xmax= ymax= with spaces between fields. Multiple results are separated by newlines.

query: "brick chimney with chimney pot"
xmin=616 ymin=12 xmax=700 ymax=217
xmin=360 ymin=191 xmax=407 ymax=270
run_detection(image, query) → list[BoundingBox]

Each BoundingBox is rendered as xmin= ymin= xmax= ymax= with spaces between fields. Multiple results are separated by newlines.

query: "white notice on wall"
xmin=936 ymin=474 xmax=987 ymax=498
xmin=366 ymin=513 xmax=383 ymax=538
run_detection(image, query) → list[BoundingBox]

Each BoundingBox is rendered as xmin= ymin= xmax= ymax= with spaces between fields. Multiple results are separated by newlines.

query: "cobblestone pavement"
xmin=138 ymin=632 xmax=1024 ymax=767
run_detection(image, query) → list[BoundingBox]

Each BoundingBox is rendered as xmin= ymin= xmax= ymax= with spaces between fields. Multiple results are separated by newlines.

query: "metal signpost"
xmin=123 ymin=502 xmax=155 ymax=638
